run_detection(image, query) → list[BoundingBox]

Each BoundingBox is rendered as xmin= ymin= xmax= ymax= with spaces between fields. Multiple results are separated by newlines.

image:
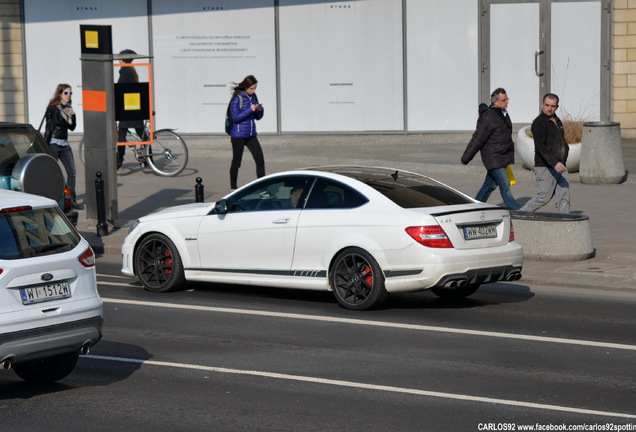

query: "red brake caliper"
xmin=164 ymin=250 xmax=173 ymax=276
xmin=364 ymin=265 xmax=373 ymax=287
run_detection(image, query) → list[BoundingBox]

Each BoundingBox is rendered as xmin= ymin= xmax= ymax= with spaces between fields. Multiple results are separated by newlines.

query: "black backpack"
xmin=224 ymin=94 xmax=244 ymax=135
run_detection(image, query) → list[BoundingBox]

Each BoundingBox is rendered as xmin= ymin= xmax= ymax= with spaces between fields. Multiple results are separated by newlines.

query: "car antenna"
xmin=391 ymin=170 xmax=399 ymax=181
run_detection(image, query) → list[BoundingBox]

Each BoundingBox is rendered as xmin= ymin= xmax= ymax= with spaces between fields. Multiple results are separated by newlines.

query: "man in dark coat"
xmin=520 ymin=93 xmax=570 ymax=213
xmin=461 ymin=87 xmax=520 ymax=210
xmin=116 ymin=49 xmax=145 ymax=169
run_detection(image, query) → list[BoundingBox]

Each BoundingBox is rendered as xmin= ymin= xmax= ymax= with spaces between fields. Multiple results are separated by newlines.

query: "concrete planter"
xmin=511 ymin=211 xmax=595 ymax=261
xmin=516 ymin=125 xmax=581 ymax=173
xmin=580 ymin=121 xmax=626 ymax=184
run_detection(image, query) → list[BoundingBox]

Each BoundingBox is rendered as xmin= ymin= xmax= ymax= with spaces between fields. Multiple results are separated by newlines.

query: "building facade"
xmin=2 ymin=0 xmax=636 ymax=137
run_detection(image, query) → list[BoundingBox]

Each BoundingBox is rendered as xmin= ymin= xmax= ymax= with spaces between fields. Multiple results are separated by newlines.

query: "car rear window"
xmin=0 ymin=132 xmax=49 ymax=174
xmin=0 ymin=206 xmax=80 ymax=260
xmin=313 ymin=167 xmax=473 ymax=208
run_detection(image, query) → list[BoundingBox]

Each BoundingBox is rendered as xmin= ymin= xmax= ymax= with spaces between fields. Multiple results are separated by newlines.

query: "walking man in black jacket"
xmin=461 ymin=88 xmax=520 ymax=210
xmin=520 ymin=93 xmax=570 ymax=213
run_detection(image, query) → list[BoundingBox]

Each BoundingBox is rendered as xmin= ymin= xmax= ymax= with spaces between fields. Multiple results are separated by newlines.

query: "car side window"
xmin=227 ymin=176 xmax=314 ymax=213
xmin=305 ymin=178 xmax=368 ymax=209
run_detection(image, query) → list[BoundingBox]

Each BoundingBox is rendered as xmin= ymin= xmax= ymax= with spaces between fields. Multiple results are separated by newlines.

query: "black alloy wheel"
xmin=330 ymin=247 xmax=388 ymax=311
xmin=134 ymin=233 xmax=185 ymax=292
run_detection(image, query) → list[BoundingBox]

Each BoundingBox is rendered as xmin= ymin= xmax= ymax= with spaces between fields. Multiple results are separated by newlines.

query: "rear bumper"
xmin=0 ymin=316 xmax=103 ymax=364
xmin=382 ymin=242 xmax=523 ymax=293
xmin=434 ymin=265 xmax=523 ymax=289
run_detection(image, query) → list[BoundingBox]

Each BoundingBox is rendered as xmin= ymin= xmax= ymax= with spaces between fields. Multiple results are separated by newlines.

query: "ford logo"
xmin=41 ymin=273 xmax=54 ymax=282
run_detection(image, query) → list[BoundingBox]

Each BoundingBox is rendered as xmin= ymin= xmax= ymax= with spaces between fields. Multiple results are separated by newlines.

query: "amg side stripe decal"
xmin=186 ymin=268 xmax=327 ymax=278
xmin=185 ymin=268 xmax=422 ymax=278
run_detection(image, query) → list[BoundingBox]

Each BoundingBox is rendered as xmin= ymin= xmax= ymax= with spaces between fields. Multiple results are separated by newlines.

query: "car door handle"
xmin=273 ymin=218 xmax=290 ymax=224
xmin=535 ymin=49 xmax=544 ymax=77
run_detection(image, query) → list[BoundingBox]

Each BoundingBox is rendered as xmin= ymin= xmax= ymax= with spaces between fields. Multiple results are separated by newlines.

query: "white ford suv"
xmin=0 ymin=189 xmax=102 ymax=383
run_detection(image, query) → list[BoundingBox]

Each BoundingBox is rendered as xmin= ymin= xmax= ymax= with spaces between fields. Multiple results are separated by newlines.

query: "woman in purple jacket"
xmin=228 ymin=75 xmax=265 ymax=190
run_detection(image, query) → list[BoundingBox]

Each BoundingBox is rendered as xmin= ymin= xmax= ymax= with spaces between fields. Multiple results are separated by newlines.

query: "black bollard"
xmin=195 ymin=177 xmax=204 ymax=203
xmin=95 ymin=171 xmax=108 ymax=237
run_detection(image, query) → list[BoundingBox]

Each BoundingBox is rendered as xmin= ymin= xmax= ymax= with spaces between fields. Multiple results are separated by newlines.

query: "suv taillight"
xmin=63 ymin=185 xmax=73 ymax=212
xmin=79 ymin=246 xmax=96 ymax=267
xmin=509 ymin=220 xmax=515 ymax=242
xmin=405 ymin=225 xmax=454 ymax=248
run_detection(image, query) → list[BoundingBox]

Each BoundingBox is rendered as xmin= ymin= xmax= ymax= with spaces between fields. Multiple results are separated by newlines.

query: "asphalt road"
xmin=1 ymin=254 xmax=635 ymax=431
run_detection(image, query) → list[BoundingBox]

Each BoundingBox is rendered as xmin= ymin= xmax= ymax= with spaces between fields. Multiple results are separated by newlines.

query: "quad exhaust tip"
xmin=507 ymin=272 xmax=522 ymax=281
xmin=2 ymin=359 xmax=12 ymax=370
xmin=443 ymin=278 xmax=468 ymax=289
xmin=80 ymin=344 xmax=90 ymax=355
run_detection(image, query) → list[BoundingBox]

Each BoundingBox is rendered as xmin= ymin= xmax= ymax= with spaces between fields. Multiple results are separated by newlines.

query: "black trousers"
xmin=230 ymin=136 xmax=265 ymax=189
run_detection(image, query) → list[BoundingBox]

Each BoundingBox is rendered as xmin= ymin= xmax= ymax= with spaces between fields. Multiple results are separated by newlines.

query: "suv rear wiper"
xmin=33 ymin=243 xmax=69 ymax=253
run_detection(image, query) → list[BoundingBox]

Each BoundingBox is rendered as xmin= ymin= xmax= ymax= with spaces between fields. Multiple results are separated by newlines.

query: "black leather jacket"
xmin=531 ymin=112 xmax=569 ymax=168
xmin=44 ymin=104 xmax=76 ymax=143
xmin=461 ymin=104 xmax=515 ymax=170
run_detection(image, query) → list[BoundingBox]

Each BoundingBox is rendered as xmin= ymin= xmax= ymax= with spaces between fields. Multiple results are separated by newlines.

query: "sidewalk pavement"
xmin=70 ymin=133 xmax=636 ymax=292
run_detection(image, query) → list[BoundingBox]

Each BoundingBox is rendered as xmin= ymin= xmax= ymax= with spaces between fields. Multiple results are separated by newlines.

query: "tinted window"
xmin=308 ymin=167 xmax=473 ymax=208
xmin=227 ymin=176 xmax=314 ymax=212
xmin=0 ymin=206 xmax=80 ymax=260
xmin=305 ymin=178 xmax=368 ymax=209
xmin=0 ymin=132 xmax=49 ymax=174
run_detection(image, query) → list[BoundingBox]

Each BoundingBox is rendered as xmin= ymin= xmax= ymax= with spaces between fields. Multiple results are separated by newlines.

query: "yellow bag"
xmin=506 ymin=165 xmax=516 ymax=185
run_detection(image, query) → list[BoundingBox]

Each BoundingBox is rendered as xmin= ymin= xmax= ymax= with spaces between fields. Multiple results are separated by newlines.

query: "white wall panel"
xmin=151 ymin=0 xmax=276 ymax=133
xmin=278 ymin=0 xmax=403 ymax=132
xmin=406 ymin=0 xmax=478 ymax=131
xmin=24 ymin=0 xmax=150 ymax=133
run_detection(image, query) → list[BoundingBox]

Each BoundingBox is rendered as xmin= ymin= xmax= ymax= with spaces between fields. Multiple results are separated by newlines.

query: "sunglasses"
xmin=62 ymin=91 xmax=73 ymax=95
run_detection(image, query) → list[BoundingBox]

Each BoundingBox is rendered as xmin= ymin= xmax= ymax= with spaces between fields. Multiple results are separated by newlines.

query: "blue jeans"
xmin=475 ymin=167 xmax=520 ymax=210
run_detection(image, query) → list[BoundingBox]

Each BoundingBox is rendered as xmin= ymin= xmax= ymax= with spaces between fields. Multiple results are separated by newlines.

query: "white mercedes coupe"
xmin=121 ymin=166 xmax=523 ymax=310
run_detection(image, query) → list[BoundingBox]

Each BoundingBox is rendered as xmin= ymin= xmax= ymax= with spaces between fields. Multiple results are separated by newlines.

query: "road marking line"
xmin=85 ymin=354 xmax=636 ymax=419
xmin=102 ymin=297 xmax=636 ymax=352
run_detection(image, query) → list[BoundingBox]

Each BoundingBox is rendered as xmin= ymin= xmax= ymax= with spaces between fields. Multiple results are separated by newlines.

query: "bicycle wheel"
xmin=146 ymin=129 xmax=188 ymax=177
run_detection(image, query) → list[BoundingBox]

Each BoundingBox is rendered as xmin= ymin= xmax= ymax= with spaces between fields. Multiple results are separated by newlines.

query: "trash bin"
xmin=579 ymin=121 xmax=626 ymax=184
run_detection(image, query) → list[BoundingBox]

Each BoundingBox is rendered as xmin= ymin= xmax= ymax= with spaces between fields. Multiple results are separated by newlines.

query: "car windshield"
xmin=0 ymin=206 xmax=80 ymax=260
xmin=0 ymin=131 xmax=48 ymax=173
xmin=310 ymin=167 xmax=473 ymax=208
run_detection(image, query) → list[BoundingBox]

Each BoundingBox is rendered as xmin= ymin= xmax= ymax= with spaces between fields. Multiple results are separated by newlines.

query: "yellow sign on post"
xmin=84 ymin=30 xmax=99 ymax=49
xmin=123 ymin=93 xmax=141 ymax=111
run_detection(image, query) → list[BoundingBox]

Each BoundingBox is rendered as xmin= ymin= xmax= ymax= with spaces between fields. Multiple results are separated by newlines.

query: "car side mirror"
xmin=213 ymin=199 xmax=228 ymax=214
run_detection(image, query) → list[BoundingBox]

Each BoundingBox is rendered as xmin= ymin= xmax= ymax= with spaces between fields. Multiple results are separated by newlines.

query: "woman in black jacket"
xmin=44 ymin=83 xmax=82 ymax=209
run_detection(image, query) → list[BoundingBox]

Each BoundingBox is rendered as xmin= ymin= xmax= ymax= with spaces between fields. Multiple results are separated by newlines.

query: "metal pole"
xmin=95 ymin=171 xmax=108 ymax=237
xmin=195 ymin=177 xmax=204 ymax=203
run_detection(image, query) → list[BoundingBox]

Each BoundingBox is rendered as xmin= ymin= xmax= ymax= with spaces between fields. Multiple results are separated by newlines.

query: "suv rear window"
xmin=0 ymin=206 xmax=80 ymax=260
xmin=0 ymin=132 xmax=49 ymax=174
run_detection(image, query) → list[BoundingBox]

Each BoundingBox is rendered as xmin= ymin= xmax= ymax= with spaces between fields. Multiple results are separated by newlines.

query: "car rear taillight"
xmin=0 ymin=269 xmax=3 ymax=275
xmin=405 ymin=225 xmax=454 ymax=248
xmin=63 ymin=185 xmax=73 ymax=212
xmin=509 ymin=220 xmax=515 ymax=242
xmin=79 ymin=246 xmax=96 ymax=267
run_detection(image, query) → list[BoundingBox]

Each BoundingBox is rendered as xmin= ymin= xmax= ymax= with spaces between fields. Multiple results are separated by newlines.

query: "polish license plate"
xmin=21 ymin=281 xmax=71 ymax=305
xmin=463 ymin=224 xmax=497 ymax=240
